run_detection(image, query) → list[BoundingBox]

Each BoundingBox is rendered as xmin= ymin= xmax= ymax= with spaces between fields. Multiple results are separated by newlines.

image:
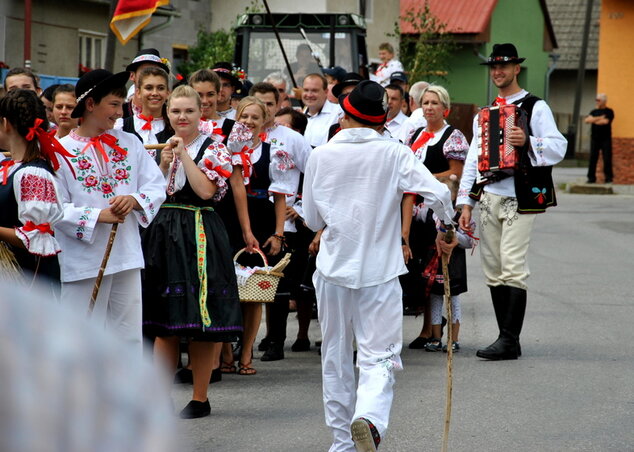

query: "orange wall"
xmin=598 ymin=0 xmax=634 ymax=138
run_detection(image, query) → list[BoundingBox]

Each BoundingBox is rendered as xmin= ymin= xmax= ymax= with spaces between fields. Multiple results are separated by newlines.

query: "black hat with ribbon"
xmin=339 ymin=80 xmax=388 ymax=126
xmin=212 ymin=62 xmax=244 ymax=92
xmin=71 ymin=69 xmax=130 ymax=118
xmin=481 ymin=43 xmax=526 ymax=65
xmin=332 ymin=72 xmax=365 ymax=98
xmin=126 ymin=48 xmax=170 ymax=73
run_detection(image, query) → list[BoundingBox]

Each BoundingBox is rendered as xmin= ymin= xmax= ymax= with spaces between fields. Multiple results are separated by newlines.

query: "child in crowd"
xmin=55 ymin=69 xmax=166 ymax=351
xmin=0 ymin=89 xmax=65 ymax=292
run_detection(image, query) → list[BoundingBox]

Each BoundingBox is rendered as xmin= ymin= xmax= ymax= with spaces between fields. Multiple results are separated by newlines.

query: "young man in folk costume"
xmin=55 ymin=69 xmax=166 ymax=351
xmin=303 ymin=80 xmax=457 ymax=452
xmin=458 ymin=43 xmax=567 ymax=360
xmin=211 ymin=62 xmax=244 ymax=120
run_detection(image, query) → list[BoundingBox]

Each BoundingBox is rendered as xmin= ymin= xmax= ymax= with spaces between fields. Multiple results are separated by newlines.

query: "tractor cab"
xmin=234 ymin=13 xmax=368 ymax=87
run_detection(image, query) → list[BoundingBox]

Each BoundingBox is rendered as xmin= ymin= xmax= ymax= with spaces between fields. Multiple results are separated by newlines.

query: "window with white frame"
xmin=78 ymin=30 xmax=106 ymax=70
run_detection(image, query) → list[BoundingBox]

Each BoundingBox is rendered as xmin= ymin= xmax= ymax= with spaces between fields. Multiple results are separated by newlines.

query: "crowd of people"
xmin=0 ymin=41 xmax=567 ymax=451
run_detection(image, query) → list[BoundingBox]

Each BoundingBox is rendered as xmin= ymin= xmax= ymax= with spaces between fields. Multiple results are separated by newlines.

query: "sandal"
xmin=424 ymin=338 xmax=442 ymax=352
xmin=237 ymin=361 xmax=257 ymax=376
xmin=220 ymin=361 xmax=236 ymax=374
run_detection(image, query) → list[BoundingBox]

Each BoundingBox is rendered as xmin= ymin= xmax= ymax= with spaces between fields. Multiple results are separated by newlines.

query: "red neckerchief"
xmin=204 ymin=159 xmax=232 ymax=179
xmin=138 ymin=114 xmax=154 ymax=131
xmin=411 ymin=131 xmax=435 ymax=152
xmin=0 ymin=159 xmax=15 ymax=185
xmin=258 ymin=132 xmax=268 ymax=143
xmin=82 ymin=134 xmax=127 ymax=163
xmin=22 ymin=221 xmax=53 ymax=235
xmin=493 ymin=96 xmax=507 ymax=106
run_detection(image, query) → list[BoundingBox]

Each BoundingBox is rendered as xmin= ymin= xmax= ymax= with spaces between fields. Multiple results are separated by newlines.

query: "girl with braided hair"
xmin=0 ymin=89 xmax=65 ymax=290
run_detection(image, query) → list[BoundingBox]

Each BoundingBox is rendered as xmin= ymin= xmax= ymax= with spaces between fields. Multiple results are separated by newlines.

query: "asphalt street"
xmin=173 ymin=167 xmax=634 ymax=452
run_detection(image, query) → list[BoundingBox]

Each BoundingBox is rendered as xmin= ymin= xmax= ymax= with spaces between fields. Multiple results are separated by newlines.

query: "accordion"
xmin=477 ymin=104 xmax=520 ymax=179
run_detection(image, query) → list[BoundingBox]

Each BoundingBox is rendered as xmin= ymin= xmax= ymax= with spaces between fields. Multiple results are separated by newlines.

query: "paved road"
xmin=174 ymin=168 xmax=634 ymax=451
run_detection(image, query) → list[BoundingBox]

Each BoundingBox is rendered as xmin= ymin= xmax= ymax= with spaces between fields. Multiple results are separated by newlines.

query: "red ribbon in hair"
xmin=0 ymin=160 xmax=15 ymax=185
xmin=82 ymin=133 xmax=127 ymax=163
xmin=204 ymin=159 xmax=232 ymax=179
xmin=138 ymin=114 xmax=154 ymax=131
xmin=22 ymin=221 xmax=54 ymax=235
xmin=24 ymin=118 xmax=77 ymax=177
xmin=411 ymin=131 xmax=435 ymax=152
xmin=493 ymin=97 xmax=507 ymax=106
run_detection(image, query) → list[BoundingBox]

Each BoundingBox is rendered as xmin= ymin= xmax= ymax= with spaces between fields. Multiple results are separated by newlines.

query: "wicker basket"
xmin=234 ymin=248 xmax=291 ymax=303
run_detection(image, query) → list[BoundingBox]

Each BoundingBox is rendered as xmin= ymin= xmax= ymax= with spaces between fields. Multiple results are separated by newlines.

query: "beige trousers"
xmin=478 ymin=192 xmax=536 ymax=290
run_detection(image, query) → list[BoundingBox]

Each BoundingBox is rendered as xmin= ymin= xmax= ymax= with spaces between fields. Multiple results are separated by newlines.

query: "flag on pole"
xmin=110 ymin=0 xmax=170 ymax=45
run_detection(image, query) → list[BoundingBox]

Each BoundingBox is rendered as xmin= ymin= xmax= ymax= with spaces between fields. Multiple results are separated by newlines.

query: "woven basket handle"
xmin=233 ymin=247 xmax=269 ymax=269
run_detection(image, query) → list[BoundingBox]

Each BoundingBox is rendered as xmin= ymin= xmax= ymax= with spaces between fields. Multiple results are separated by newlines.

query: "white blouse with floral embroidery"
xmin=164 ymin=133 xmax=232 ymax=202
xmin=55 ymin=129 xmax=166 ymax=282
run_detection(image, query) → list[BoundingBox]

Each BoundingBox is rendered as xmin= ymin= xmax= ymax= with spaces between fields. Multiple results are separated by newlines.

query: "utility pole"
xmin=567 ymin=0 xmax=594 ymax=157
xmin=104 ymin=0 xmax=118 ymax=72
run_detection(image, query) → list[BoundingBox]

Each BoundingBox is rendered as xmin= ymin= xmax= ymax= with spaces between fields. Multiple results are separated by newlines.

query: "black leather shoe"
xmin=476 ymin=337 xmax=519 ymax=360
xmin=261 ymin=343 xmax=284 ymax=361
xmin=291 ymin=338 xmax=310 ymax=352
xmin=179 ymin=399 xmax=211 ymax=419
xmin=408 ymin=336 xmax=431 ymax=349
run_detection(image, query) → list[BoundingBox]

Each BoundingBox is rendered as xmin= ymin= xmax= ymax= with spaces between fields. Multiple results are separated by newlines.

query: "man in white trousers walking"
xmin=302 ymin=80 xmax=457 ymax=452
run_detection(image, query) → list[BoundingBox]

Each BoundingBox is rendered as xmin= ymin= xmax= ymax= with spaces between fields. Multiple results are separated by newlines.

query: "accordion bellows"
xmin=478 ymin=104 xmax=520 ymax=178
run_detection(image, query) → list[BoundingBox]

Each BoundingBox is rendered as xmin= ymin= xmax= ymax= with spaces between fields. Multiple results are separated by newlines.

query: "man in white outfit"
xmin=303 ymin=80 xmax=457 ymax=452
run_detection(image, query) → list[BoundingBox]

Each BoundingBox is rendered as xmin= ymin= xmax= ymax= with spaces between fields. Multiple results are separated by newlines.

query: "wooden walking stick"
xmin=88 ymin=223 xmax=119 ymax=315
xmin=144 ymin=143 xmax=169 ymax=151
xmin=441 ymin=225 xmax=455 ymax=452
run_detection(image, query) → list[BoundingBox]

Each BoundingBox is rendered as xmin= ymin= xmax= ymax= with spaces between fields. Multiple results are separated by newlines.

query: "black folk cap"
xmin=331 ymin=72 xmax=365 ymax=98
xmin=71 ymin=69 xmax=129 ymax=118
xmin=339 ymin=80 xmax=388 ymax=126
xmin=125 ymin=48 xmax=170 ymax=73
xmin=481 ymin=43 xmax=526 ymax=65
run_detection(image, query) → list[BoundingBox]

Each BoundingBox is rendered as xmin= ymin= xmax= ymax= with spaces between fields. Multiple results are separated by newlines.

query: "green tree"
xmin=389 ymin=1 xmax=456 ymax=84
xmin=177 ymin=1 xmax=262 ymax=77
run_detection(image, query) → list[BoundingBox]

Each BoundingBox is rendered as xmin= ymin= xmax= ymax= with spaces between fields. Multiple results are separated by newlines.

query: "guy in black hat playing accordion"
xmin=457 ymin=43 xmax=567 ymax=361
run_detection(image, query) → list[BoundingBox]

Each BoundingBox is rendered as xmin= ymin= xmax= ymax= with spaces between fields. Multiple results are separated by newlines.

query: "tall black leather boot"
xmin=476 ymin=286 xmax=524 ymax=360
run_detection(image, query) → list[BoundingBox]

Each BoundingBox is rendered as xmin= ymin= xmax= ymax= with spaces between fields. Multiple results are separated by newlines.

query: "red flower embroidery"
xmin=77 ymin=157 xmax=92 ymax=170
xmin=101 ymin=182 xmax=113 ymax=194
xmin=20 ymin=174 xmax=58 ymax=203
xmin=84 ymin=175 xmax=98 ymax=187
xmin=114 ymin=168 xmax=129 ymax=180
xmin=111 ymin=149 xmax=126 ymax=162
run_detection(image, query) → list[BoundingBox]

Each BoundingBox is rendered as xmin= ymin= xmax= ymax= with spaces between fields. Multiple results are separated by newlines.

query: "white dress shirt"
xmin=302 ymin=127 xmax=454 ymax=289
xmin=304 ymin=101 xmax=340 ymax=148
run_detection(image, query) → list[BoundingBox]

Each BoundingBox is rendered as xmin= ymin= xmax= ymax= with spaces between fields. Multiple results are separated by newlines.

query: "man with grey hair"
xmin=395 ymin=81 xmax=429 ymax=144
xmin=585 ymin=93 xmax=614 ymax=183
xmin=264 ymin=72 xmax=290 ymax=108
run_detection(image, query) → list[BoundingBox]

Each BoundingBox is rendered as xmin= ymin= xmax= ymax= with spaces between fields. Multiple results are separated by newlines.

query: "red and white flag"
xmin=110 ymin=0 xmax=170 ymax=45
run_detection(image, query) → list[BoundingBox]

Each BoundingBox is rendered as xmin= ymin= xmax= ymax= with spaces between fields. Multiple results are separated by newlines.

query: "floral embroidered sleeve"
xmin=129 ymin=142 xmax=167 ymax=228
xmin=269 ymin=141 xmax=300 ymax=196
xmin=226 ymin=122 xmax=254 ymax=184
xmin=13 ymin=167 xmax=64 ymax=256
xmin=527 ymin=101 xmax=567 ymax=167
xmin=443 ymin=129 xmax=469 ymax=161
xmin=198 ymin=142 xmax=232 ymax=201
